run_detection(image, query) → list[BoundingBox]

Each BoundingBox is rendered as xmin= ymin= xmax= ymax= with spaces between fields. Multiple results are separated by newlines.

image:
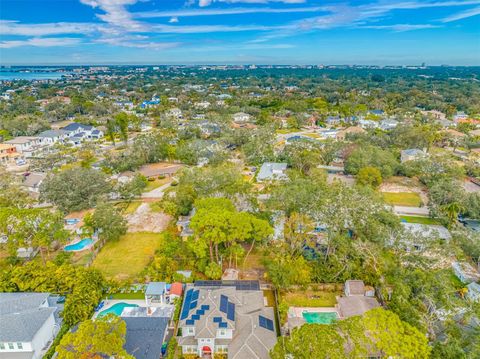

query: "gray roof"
xmin=401 ymin=148 xmax=424 ymax=156
xmin=145 ymin=282 xmax=167 ymax=296
xmin=257 ymin=162 xmax=288 ymax=182
xmin=0 ymin=293 xmax=61 ymax=342
xmin=178 ymin=283 xmax=277 ymax=359
xmin=37 ymin=129 xmax=66 ymax=138
xmin=123 ymin=317 xmax=169 ymax=359
xmin=345 ymin=280 xmax=365 ymax=296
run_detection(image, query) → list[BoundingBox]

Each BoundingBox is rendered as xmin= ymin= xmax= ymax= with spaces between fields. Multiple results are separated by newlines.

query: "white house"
xmin=36 ymin=130 xmax=67 ymax=145
xmin=257 ymin=162 xmax=288 ymax=182
xmin=467 ymin=282 xmax=480 ymax=302
xmin=232 ymin=112 xmax=252 ymax=124
xmin=4 ymin=136 xmax=45 ymax=157
xmin=0 ymin=293 xmax=63 ymax=359
xmin=401 ymin=148 xmax=426 ymax=163
xmin=178 ymin=281 xmax=277 ymax=358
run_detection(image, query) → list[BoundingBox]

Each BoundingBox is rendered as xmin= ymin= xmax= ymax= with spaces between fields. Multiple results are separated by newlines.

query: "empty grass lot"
xmin=93 ymin=232 xmax=163 ymax=280
xmin=382 ymin=192 xmax=422 ymax=207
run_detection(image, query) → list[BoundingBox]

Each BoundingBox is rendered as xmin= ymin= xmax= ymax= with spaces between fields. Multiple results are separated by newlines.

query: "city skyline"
xmin=1 ymin=0 xmax=480 ymax=65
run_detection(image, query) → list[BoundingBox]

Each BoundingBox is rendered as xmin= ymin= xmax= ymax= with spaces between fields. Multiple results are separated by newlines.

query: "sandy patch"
xmin=379 ymin=182 xmax=428 ymax=205
xmin=126 ymin=203 xmax=171 ymax=233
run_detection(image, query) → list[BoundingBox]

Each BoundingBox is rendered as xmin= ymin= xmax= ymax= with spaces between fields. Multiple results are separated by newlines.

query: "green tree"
xmin=357 ymin=166 xmax=383 ymax=188
xmin=84 ymin=202 xmax=127 ymax=242
xmin=57 ymin=315 xmax=133 ymax=359
xmin=40 ymin=167 xmax=111 ymax=213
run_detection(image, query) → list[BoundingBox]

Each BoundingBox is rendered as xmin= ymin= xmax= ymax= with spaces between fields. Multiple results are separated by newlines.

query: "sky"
xmin=0 ymin=0 xmax=479 ymax=65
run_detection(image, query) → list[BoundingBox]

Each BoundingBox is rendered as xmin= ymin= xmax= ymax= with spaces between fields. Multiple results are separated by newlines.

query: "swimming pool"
xmin=64 ymin=238 xmax=93 ymax=251
xmin=98 ymin=303 xmax=139 ymax=317
xmin=302 ymin=311 xmax=338 ymax=324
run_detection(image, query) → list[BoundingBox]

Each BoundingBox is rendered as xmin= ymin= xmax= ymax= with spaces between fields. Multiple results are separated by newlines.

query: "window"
xmin=183 ymin=345 xmax=197 ymax=354
xmin=185 ymin=327 xmax=195 ymax=336
xmin=217 ymin=345 xmax=228 ymax=354
xmin=17 ymin=343 xmax=23 ymax=349
xmin=8 ymin=343 xmax=14 ymax=349
xmin=0 ymin=343 xmax=5 ymax=350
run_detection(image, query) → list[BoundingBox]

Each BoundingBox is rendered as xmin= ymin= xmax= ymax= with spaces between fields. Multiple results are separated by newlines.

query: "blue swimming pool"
xmin=98 ymin=303 xmax=139 ymax=317
xmin=64 ymin=238 xmax=93 ymax=251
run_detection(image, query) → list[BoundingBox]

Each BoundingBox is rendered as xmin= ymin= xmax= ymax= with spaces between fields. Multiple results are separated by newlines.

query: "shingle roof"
xmin=0 ymin=293 xmax=59 ymax=342
xmin=123 ymin=317 xmax=169 ymax=359
xmin=62 ymin=123 xmax=93 ymax=132
xmin=37 ymin=129 xmax=66 ymax=138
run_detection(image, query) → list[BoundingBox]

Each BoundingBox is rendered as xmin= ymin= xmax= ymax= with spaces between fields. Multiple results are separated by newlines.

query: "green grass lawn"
xmin=382 ymin=192 xmax=422 ymax=207
xmin=276 ymin=128 xmax=299 ymax=134
xmin=281 ymin=289 xmax=341 ymax=307
xmin=109 ymin=292 xmax=145 ymax=299
xmin=145 ymin=178 xmax=170 ymax=191
xmin=92 ymin=232 xmax=164 ymax=280
xmin=400 ymin=215 xmax=441 ymax=225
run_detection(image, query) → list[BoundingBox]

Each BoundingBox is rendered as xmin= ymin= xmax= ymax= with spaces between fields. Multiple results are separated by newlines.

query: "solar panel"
xmin=227 ymin=302 xmax=235 ymax=321
xmin=186 ymin=319 xmax=195 ymax=325
xmin=259 ymin=315 xmax=267 ymax=328
xmin=219 ymin=322 xmax=228 ymax=328
xmin=196 ymin=309 xmax=204 ymax=316
xmin=213 ymin=317 xmax=222 ymax=323
xmin=220 ymin=295 xmax=228 ymax=313
xmin=266 ymin=318 xmax=274 ymax=331
xmin=259 ymin=316 xmax=274 ymax=331
xmin=192 ymin=314 xmax=200 ymax=320
xmin=190 ymin=300 xmax=198 ymax=310
xmin=201 ymin=305 xmax=210 ymax=310
xmin=192 ymin=290 xmax=199 ymax=301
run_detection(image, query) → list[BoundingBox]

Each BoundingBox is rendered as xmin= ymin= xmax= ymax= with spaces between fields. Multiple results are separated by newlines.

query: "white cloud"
xmin=135 ymin=6 xmax=324 ymax=18
xmin=0 ymin=21 xmax=99 ymax=36
xmin=0 ymin=37 xmax=81 ymax=48
xmin=169 ymin=17 xmax=179 ymax=23
xmin=79 ymin=0 xmax=146 ymax=30
xmin=441 ymin=6 xmax=480 ymax=22
xmin=362 ymin=24 xmax=441 ymax=32
xmin=197 ymin=0 xmax=305 ymax=7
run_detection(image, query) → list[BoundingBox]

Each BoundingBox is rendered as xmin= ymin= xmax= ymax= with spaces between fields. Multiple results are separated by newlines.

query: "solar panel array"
xmin=194 ymin=280 xmax=260 ymax=291
xmin=219 ymin=294 xmax=235 ymax=321
xmin=259 ymin=315 xmax=274 ymax=331
xmin=181 ymin=289 xmax=201 ymax=320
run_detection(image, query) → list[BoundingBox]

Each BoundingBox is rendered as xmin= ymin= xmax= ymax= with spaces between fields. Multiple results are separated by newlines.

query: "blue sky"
xmin=0 ymin=0 xmax=479 ymax=65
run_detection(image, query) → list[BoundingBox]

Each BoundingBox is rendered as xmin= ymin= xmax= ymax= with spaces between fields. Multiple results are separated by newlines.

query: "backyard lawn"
xmin=92 ymin=232 xmax=164 ymax=280
xmin=281 ymin=287 xmax=342 ymax=307
xmin=145 ymin=177 xmax=170 ymax=191
xmin=383 ymin=192 xmax=422 ymax=207
xmin=115 ymin=201 xmax=142 ymax=215
xmin=400 ymin=215 xmax=441 ymax=225
xmin=110 ymin=292 xmax=145 ymax=300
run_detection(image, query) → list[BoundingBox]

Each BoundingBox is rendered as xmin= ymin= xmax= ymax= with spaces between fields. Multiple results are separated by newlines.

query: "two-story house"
xmin=4 ymin=136 xmax=46 ymax=158
xmin=0 ymin=293 xmax=63 ymax=359
xmin=178 ymin=281 xmax=277 ymax=358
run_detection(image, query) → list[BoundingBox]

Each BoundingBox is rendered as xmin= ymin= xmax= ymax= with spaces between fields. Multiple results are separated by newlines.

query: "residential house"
xmin=4 ymin=136 xmax=45 ymax=158
xmin=358 ymin=119 xmax=379 ymax=129
xmin=37 ymin=130 xmax=67 ymax=145
xmin=421 ymin=110 xmax=447 ymax=121
xmin=21 ymin=172 xmax=46 ymax=195
xmin=178 ymin=281 xmax=277 ymax=358
xmin=62 ymin=123 xmax=103 ymax=141
xmin=336 ymin=280 xmax=380 ymax=319
xmin=138 ymin=163 xmax=182 ymax=179
xmin=452 ymin=261 xmax=480 ymax=284
xmin=379 ymin=118 xmax=399 ymax=131
xmin=0 ymin=144 xmax=23 ymax=166
xmin=195 ymin=101 xmax=210 ymax=109
xmin=401 ymin=148 xmax=426 ymax=163
xmin=257 ymin=162 xmax=288 ymax=182
xmin=166 ymin=108 xmax=183 ymax=119
xmin=122 ymin=317 xmax=170 ymax=359
xmin=400 ymin=223 xmax=451 ymax=251
xmin=232 ymin=112 xmax=252 ymax=124
xmin=0 ymin=293 xmax=63 ymax=359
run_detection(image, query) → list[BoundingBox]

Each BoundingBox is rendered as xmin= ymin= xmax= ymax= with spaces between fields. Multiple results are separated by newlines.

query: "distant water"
xmin=0 ymin=71 xmax=70 ymax=81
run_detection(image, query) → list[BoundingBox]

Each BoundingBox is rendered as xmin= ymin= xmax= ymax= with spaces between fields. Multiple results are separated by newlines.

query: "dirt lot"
xmin=126 ymin=203 xmax=172 ymax=233
xmin=380 ymin=177 xmax=428 ymax=205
